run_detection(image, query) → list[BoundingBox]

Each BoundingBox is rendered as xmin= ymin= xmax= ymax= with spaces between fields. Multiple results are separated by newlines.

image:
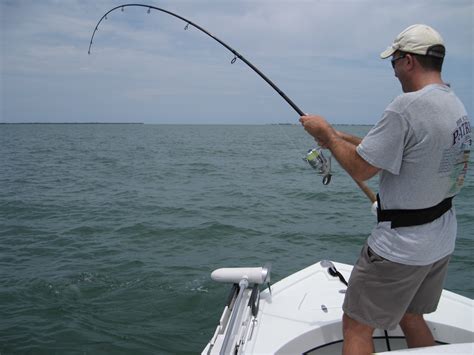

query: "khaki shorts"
xmin=342 ymin=243 xmax=451 ymax=330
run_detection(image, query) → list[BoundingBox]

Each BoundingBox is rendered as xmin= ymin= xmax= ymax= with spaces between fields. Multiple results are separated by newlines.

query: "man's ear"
xmin=405 ymin=53 xmax=416 ymax=71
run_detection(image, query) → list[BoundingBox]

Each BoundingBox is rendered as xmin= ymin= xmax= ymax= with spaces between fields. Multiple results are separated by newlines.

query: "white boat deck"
xmin=203 ymin=261 xmax=474 ymax=354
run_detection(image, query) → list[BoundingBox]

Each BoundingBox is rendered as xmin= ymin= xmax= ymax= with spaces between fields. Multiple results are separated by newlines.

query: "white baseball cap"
xmin=380 ymin=24 xmax=445 ymax=59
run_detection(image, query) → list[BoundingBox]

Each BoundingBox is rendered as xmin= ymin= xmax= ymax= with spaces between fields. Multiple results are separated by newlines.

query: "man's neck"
xmin=410 ymin=72 xmax=444 ymax=92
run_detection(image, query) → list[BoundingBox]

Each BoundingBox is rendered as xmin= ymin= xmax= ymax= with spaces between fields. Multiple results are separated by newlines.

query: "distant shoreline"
xmin=1 ymin=122 xmax=373 ymax=126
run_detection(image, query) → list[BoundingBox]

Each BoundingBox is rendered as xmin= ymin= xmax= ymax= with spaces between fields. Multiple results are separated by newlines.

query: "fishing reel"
xmin=304 ymin=148 xmax=332 ymax=185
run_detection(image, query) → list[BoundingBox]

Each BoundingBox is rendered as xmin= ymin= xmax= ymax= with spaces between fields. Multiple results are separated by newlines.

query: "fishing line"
xmin=88 ymin=3 xmax=332 ymax=185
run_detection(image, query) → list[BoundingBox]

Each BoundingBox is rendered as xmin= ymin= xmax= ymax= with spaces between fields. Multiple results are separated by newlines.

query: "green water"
xmin=0 ymin=124 xmax=472 ymax=354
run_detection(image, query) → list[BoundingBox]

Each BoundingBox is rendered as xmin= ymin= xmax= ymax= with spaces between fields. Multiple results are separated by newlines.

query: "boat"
xmin=202 ymin=260 xmax=473 ymax=354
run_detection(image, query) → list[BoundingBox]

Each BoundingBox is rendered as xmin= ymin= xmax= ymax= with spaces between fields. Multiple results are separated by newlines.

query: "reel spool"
xmin=304 ymin=148 xmax=332 ymax=185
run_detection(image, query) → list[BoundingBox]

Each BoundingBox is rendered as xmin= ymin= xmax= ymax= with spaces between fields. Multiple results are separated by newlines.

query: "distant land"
xmin=269 ymin=123 xmax=373 ymax=126
xmin=0 ymin=122 xmax=373 ymax=126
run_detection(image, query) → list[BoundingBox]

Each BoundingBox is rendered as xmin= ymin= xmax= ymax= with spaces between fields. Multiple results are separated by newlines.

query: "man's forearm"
xmin=327 ymin=135 xmax=378 ymax=182
xmin=337 ymin=131 xmax=363 ymax=146
xmin=299 ymin=115 xmax=377 ymax=181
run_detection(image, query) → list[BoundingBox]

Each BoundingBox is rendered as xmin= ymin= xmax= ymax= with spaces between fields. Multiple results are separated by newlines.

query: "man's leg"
xmin=342 ymin=313 xmax=375 ymax=355
xmin=399 ymin=313 xmax=435 ymax=348
xmin=400 ymin=255 xmax=450 ymax=348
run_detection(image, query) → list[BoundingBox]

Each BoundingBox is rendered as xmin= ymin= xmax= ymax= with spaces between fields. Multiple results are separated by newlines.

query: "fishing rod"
xmin=88 ymin=4 xmax=373 ymax=196
xmin=88 ymin=4 xmax=304 ymax=116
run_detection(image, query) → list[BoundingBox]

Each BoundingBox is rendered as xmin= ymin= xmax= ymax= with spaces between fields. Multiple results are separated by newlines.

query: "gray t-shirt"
xmin=357 ymin=84 xmax=471 ymax=265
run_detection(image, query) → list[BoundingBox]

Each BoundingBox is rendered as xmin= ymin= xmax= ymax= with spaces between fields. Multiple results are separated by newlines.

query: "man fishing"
xmin=300 ymin=24 xmax=471 ymax=355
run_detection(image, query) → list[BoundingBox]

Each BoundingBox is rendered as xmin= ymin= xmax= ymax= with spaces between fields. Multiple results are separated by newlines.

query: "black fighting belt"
xmin=376 ymin=194 xmax=454 ymax=229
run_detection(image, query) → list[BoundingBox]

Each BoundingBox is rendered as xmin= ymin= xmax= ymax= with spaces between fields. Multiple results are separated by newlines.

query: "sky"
xmin=1 ymin=0 xmax=473 ymax=124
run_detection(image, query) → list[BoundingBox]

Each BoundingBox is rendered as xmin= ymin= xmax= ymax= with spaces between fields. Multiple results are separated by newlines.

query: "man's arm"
xmin=300 ymin=115 xmax=379 ymax=182
xmin=316 ymin=130 xmax=362 ymax=149
xmin=327 ymin=135 xmax=379 ymax=181
xmin=337 ymin=131 xmax=363 ymax=146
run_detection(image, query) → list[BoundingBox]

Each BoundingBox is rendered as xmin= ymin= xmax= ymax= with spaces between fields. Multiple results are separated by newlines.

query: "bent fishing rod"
xmin=88 ymin=4 xmax=376 ymax=199
xmin=88 ymin=3 xmax=304 ymax=116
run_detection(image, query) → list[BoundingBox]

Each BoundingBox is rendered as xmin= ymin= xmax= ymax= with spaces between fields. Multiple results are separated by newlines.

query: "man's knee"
xmin=399 ymin=312 xmax=434 ymax=348
xmin=400 ymin=312 xmax=425 ymax=328
xmin=343 ymin=313 xmax=374 ymax=336
xmin=342 ymin=313 xmax=376 ymax=355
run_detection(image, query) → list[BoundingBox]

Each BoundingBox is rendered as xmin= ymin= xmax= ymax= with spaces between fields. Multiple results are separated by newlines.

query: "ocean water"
xmin=0 ymin=124 xmax=472 ymax=355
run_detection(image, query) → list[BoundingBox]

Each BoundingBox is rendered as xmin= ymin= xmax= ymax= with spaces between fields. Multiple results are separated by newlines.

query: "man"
xmin=300 ymin=24 xmax=471 ymax=354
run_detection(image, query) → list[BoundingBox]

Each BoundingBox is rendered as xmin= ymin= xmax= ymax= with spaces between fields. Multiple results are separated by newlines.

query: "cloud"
xmin=1 ymin=0 xmax=472 ymax=123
